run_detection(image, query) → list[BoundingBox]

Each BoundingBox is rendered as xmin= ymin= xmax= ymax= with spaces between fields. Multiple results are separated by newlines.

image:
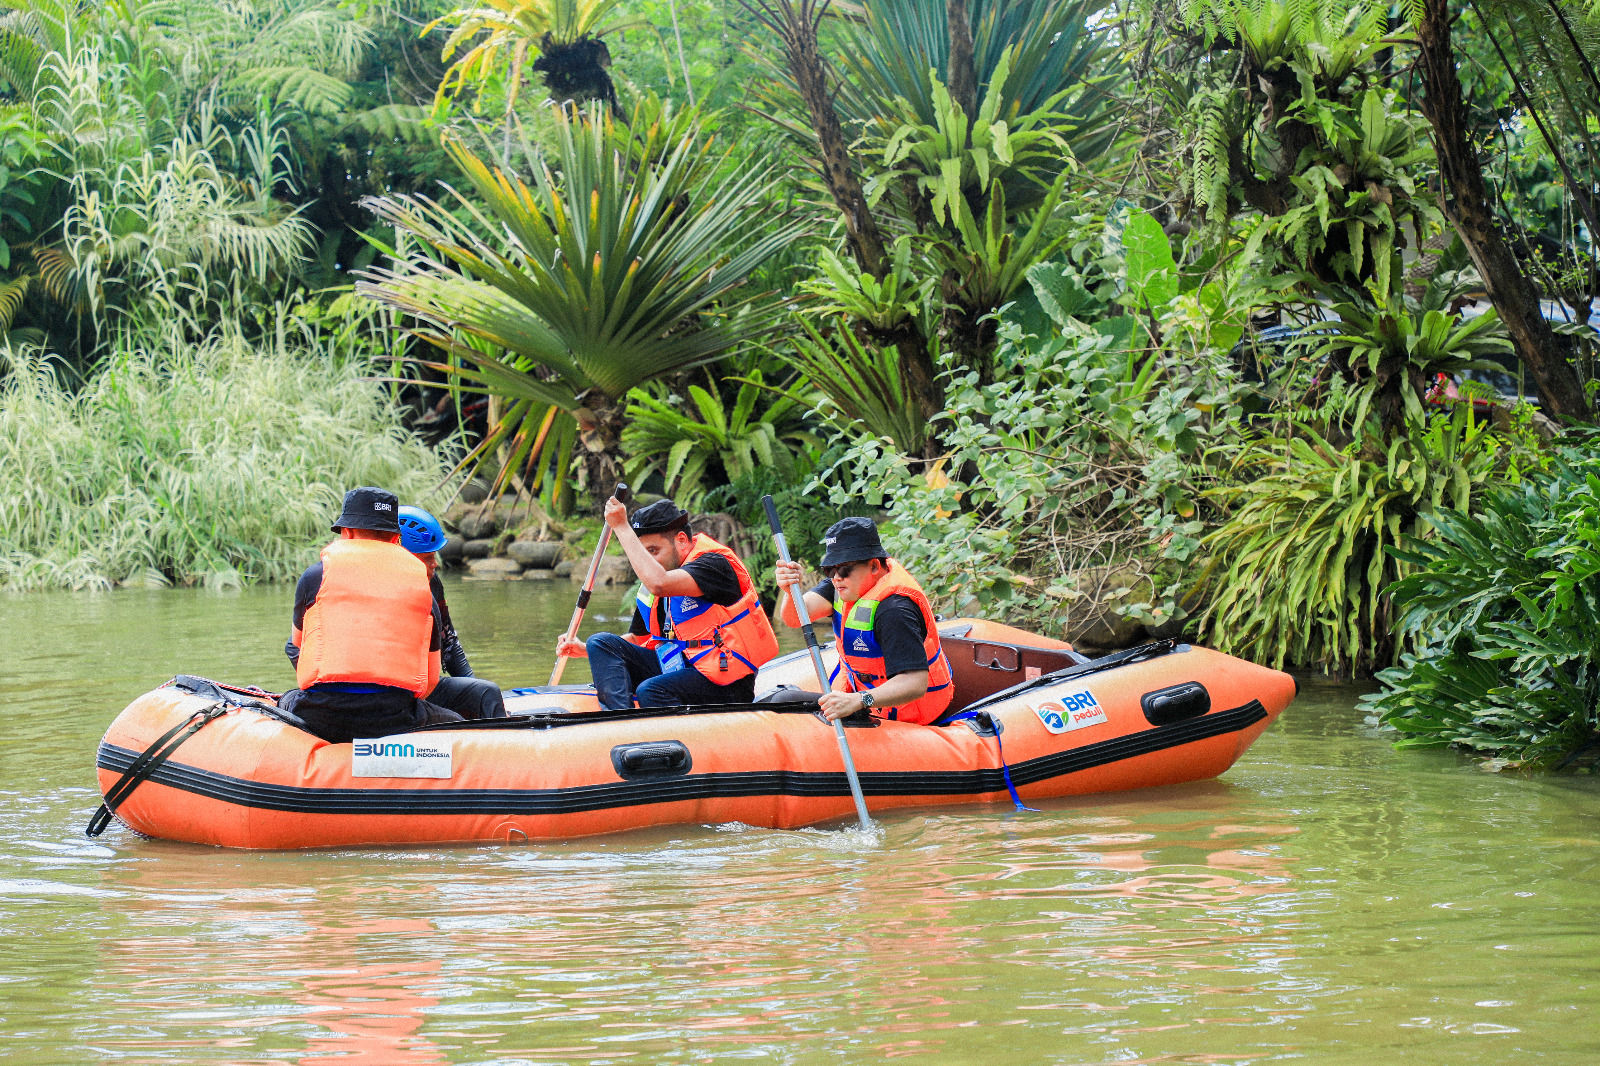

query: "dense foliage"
xmin=1362 ymin=438 xmax=1600 ymax=767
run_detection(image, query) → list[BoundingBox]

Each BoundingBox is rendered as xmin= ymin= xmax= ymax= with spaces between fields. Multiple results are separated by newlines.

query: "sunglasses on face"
xmin=823 ymin=561 xmax=861 ymax=580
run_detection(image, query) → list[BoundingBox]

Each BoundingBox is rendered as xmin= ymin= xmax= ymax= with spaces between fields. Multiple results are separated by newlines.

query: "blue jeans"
xmin=586 ymin=632 xmax=756 ymax=709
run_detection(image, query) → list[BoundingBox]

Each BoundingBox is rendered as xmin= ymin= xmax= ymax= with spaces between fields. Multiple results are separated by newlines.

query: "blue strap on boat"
xmin=943 ymin=711 xmax=1039 ymax=813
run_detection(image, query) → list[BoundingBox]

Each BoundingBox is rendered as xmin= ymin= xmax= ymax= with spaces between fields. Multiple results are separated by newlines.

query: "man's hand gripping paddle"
xmin=762 ymin=494 xmax=872 ymax=831
xmin=549 ymin=483 xmax=630 ymax=686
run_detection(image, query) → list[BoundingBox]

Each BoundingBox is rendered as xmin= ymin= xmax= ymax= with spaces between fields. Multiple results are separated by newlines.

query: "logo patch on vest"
xmin=852 ymin=635 xmax=871 ymax=653
xmin=352 ymin=737 xmax=453 ymax=778
xmin=1031 ymin=690 xmax=1107 ymax=734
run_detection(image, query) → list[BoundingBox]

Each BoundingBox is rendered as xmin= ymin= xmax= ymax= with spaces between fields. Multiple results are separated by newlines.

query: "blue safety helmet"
xmin=397 ymin=505 xmax=447 ymax=554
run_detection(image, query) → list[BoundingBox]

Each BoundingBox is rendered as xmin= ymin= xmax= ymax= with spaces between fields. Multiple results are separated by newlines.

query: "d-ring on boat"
xmin=92 ymin=620 xmax=1296 ymax=848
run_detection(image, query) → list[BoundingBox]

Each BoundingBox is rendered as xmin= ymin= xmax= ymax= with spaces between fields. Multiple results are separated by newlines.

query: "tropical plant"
xmin=742 ymin=0 xmax=1120 ymax=438
xmin=830 ymin=0 xmax=1118 ymax=165
xmin=357 ymin=99 xmax=805 ymax=510
xmin=620 ymin=367 xmax=820 ymax=512
xmin=1191 ymin=404 xmax=1520 ymax=676
xmin=1315 ymin=295 xmax=1515 ymax=431
xmin=0 ymin=0 xmax=445 ymax=364
xmin=427 ymin=0 xmax=631 ymax=112
xmin=1363 ymin=440 xmax=1600 ymax=768
xmin=778 ymin=316 xmax=931 ymax=454
xmin=1409 ymin=0 xmax=1597 ymax=423
xmin=815 ymin=209 xmax=1239 ymax=640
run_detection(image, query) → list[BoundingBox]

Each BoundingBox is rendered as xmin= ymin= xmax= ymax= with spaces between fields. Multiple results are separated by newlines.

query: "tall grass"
xmin=0 ymin=323 xmax=457 ymax=591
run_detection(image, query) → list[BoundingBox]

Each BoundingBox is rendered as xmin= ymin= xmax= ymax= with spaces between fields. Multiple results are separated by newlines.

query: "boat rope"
xmin=941 ymin=710 xmax=1039 ymax=812
xmin=86 ymin=701 xmax=230 ymax=838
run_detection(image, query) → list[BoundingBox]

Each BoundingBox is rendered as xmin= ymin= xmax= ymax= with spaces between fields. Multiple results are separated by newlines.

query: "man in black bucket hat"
xmin=278 ymin=487 xmax=465 ymax=743
xmin=774 ymin=516 xmax=953 ymax=724
xmin=557 ymin=494 xmax=779 ymax=709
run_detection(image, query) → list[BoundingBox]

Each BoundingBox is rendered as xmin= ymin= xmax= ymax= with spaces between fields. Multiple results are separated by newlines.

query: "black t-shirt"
xmin=810 ymin=580 xmax=929 ymax=678
xmin=629 ymin=553 xmax=743 ymax=636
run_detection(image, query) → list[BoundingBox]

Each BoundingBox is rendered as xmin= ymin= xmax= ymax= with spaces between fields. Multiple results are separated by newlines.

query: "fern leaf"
xmin=236 ymin=66 xmax=353 ymax=116
xmin=0 ymin=274 xmax=28 ymax=330
xmin=341 ymin=104 xmax=431 ymax=144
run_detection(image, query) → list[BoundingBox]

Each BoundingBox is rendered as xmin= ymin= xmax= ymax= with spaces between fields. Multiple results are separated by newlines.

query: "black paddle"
xmin=762 ymin=494 xmax=873 ymax=830
xmin=550 ymin=482 xmax=630 ymax=685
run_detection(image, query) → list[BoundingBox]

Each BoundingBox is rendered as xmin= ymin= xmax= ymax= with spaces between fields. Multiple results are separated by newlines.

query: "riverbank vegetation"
xmin=0 ymin=318 xmax=455 ymax=590
xmin=2 ymin=0 xmax=1597 ymax=764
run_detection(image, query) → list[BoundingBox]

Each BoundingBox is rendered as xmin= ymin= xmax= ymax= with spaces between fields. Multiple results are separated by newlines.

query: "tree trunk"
xmin=574 ymin=393 xmax=626 ymax=507
xmin=749 ymin=0 xmax=944 ymax=427
xmin=1415 ymin=0 xmax=1592 ymax=424
xmin=946 ymin=0 xmax=976 ymax=119
xmin=764 ymin=0 xmax=888 ymax=279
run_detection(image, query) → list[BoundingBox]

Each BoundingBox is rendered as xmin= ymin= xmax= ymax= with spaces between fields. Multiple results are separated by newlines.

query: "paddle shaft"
xmin=549 ymin=482 xmax=629 ymax=685
xmin=762 ymin=494 xmax=872 ymax=829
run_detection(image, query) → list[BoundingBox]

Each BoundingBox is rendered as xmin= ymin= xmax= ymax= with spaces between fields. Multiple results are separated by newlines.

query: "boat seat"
xmin=941 ymin=636 xmax=1084 ymax=709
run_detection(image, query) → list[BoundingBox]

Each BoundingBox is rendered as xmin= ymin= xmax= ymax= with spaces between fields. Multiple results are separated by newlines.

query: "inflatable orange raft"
xmin=93 ymin=620 xmax=1295 ymax=848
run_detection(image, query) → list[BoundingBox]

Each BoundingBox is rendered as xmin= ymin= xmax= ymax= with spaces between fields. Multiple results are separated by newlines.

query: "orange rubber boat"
xmin=92 ymin=620 xmax=1295 ymax=848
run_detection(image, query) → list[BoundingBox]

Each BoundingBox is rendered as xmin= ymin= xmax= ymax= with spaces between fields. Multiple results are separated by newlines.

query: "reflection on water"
xmin=1 ymin=584 xmax=1598 ymax=1063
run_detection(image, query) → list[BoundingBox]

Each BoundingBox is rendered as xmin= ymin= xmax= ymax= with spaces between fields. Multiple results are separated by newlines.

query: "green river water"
xmin=1 ymin=579 xmax=1597 ymax=1065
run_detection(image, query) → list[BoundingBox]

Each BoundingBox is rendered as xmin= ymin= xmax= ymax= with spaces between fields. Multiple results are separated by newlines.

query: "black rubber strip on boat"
xmin=94 ymin=701 xmax=1267 ymax=818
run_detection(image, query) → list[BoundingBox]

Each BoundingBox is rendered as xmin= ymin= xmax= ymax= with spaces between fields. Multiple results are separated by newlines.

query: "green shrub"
xmin=702 ymin=455 xmax=871 ymax=583
xmin=0 ymin=323 xmax=456 ymax=590
xmin=1191 ymin=406 xmax=1512 ymax=675
xmin=821 ymin=307 xmax=1224 ymax=635
xmin=1361 ymin=440 xmax=1600 ymax=768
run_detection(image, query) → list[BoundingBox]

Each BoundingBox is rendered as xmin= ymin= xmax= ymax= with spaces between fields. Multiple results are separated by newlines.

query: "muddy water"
xmin=1 ymin=581 xmax=1596 ymax=1064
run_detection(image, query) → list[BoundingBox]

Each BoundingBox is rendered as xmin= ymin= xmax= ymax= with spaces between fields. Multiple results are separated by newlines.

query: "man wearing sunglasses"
xmin=774 ymin=517 xmax=953 ymax=724
xmin=557 ymin=496 xmax=779 ymax=709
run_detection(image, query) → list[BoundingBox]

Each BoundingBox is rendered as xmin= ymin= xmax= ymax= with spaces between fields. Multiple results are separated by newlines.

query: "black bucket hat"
xmin=629 ymin=499 xmax=691 ymax=536
xmin=819 ymin=516 xmax=886 ymax=567
xmin=332 ymin=486 xmax=400 ymax=533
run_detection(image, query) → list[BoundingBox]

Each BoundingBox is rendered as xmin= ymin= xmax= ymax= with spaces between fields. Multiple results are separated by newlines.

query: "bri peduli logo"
xmin=1031 ymin=689 xmax=1108 ymax=734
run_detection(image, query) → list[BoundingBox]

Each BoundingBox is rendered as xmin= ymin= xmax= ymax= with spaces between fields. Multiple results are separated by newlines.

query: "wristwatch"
xmin=859 ymin=692 xmax=875 ymax=710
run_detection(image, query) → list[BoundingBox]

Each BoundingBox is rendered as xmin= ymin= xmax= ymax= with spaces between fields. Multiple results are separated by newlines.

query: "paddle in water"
xmin=549 ymin=482 xmax=630 ymax=685
xmin=762 ymin=493 xmax=873 ymax=831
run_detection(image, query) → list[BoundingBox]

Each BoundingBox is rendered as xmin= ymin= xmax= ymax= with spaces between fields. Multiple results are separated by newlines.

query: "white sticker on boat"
xmin=351 ymin=737 xmax=454 ymax=779
xmin=1032 ymin=690 xmax=1107 ymax=734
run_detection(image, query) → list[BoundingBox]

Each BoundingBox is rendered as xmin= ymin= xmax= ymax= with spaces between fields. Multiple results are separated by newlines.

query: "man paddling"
xmin=556 ymin=496 xmax=779 ymax=709
xmin=279 ymin=487 xmax=464 ymax=742
xmin=774 ymin=516 xmax=953 ymax=723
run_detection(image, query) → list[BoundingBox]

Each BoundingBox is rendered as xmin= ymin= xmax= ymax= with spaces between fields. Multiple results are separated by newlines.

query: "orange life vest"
xmin=638 ymin=533 xmax=779 ymax=685
xmin=831 ymin=560 xmax=953 ymax=724
xmin=295 ymin=538 xmax=439 ymax=696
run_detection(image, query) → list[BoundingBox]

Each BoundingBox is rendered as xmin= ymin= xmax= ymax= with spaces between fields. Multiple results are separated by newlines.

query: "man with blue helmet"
xmin=397 ymin=505 xmax=507 ymax=721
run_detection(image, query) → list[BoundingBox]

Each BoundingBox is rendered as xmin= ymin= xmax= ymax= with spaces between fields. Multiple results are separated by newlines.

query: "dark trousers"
xmin=586 ymin=632 xmax=756 ymax=710
xmin=428 ymin=676 xmax=507 ymax=720
xmin=278 ymin=685 xmax=464 ymax=744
